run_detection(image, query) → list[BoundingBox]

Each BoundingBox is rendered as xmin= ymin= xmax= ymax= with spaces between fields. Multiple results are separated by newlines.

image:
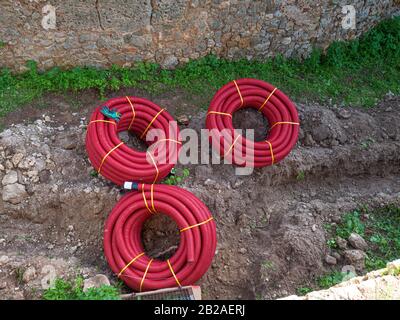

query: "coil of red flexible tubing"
xmin=104 ymin=183 xmax=217 ymax=292
xmin=86 ymin=96 xmax=181 ymax=185
xmin=206 ymin=78 xmax=300 ymax=167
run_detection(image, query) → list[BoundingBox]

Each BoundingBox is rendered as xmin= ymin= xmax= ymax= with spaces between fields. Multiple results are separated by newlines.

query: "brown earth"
xmin=0 ymin=89 xmax=399 ymax=300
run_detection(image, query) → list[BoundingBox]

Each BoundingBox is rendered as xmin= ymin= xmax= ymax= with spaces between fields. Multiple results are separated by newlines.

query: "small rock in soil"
xmin=344 ymin=249 xmax=366 ymax=271
xmin=348 ymin=233 xmax=368 ymax=251
xmin=57 ymin=133 xmax=78 ymax=150
xmin=312 ymin=125 xmax=330 ymax=142
xmin=83 ymin=274 xmax=110 ymax=292
xmin=39 ymin=170 xmax=51 ymax=183
xmin=177 ymin=115 xmax=190 ymax=126
xmin=0 ymin=255 xmax=10 ymax=265
xmin=2 ymin=170 xmax=18 ymax=186
xmin=11 ymin=153 xmax=24 ymax=167
xmin=325 ymin=255 xmax=337 ymax=265
xmin=304 ymin=133 xmax=316 ymax=146
xmin=22 ymin=266 xmax=37 ymax=283
xmin=5 ymin=160 xmax=13 ymax=170
xmin=337 ymin=109 xmax=352 ymax=119
xmin=161 ymin=55 xmax=179 ymax=70
xmin=2 ymin=183 xmax=28 ymax=204
xmin=331 ymin=252 xmax=341 ymax=260
xmin=40 ymin=265 xmax=57 ymax=290
xmin=336 ymin=236 xmax=348 ymax=250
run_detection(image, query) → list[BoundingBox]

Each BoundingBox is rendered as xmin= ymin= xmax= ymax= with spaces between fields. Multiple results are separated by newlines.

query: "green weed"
xmin=261 ymin=260 xmax=275 ymax=271
xmin=326 ymin=238 xmax=337 ymax=249
xmin=336 ymin=210 xmax=365 ymax=239
xmin=163 ymin=168 xmax=190 ymax=185
xmin=296 ymin=171 xmax=305 ymax=181
xmin=297 ymin=287 xmax=312 ymax=296
xmin=317 ymin=271 xmax=345 ymax=289
xmin=43 ymin=276 xmax=121 ymax=300
xmin=90 ymin=170 xmax=99 ymax=178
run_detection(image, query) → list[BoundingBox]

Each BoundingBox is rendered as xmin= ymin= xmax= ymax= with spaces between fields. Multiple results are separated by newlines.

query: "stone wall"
xmin=0 ymin=0 xmax=398 ymax=72
xmin=280 ymin=260 xmax=400 ymax=300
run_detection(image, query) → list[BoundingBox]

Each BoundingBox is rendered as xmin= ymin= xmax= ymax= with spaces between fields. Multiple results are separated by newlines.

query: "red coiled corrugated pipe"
xmin=103 ymin=183 xmax=217 ymax=292
xmin=206 ymin=78 xmax=299 ymax=167
xmin=86 ymin=96 xmax=181 ymax=185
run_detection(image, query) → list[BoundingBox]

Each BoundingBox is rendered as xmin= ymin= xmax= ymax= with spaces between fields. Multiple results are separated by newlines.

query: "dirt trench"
xmin=0 ymin=90 xmax=399 ymax=300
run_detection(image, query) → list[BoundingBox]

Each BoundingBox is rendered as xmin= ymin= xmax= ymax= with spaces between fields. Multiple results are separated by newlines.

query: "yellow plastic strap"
xmin=140 ymin=259 xmax=153 ymax=292
xmin=152 ymin=138 xmax=182 ymax=146
xmin=224 ymin=135 xmax=241 ymax=157
xmin=167 ymin=259 xmax=181 ymax=287
xmin=126 ymin=96 xmax=136 ymax=131
xmin=142 ymin=183 xmax=156 ymax=214
xmin=270 ymin=121 xmax=300 ymax=130
xmin=207 ymin=111 xmax=232 ymax=117
xmin=140 ymin=109 xmax=166 ymax=139
xmin=147 ymin=151 xmax=159 ymax=184
xmin=258 ymin=87 xmax=277 ymax=112
xmin=233 ymin=80 xmax=244 ymax=107
xmin=266 ymin=140 xmax=275 ymax=165
xmin=150 ymin=183 xmax=156 ymax=213
xmin=98 ymin=142 xmax=124 ymax=174
xmin=89 ymin=120 xmax=116 ymax=126
xmin=180 ymin=217 xmax=214 ymax=233
xmin=118 ymin=252 xmax=145 ymax=278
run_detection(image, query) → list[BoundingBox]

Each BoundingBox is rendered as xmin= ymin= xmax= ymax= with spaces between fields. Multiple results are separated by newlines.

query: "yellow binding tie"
xmin=265 ymin=140 xmax=275 ymax=165
xmin=207 ymin=111 xmax=232 ymax=117
xmin=151 ymin=138 xmax=182 ymax=146
xmin=269 ymin=121 xmax=299 ymax=130
xmin=224 ymin=135 xmax=241 ymax=157
xmin=139 ymin=259 xmax=153 ymax=292
xmin=141 ymin=183 xmax=156 ymax=214
xmin=140 ymin=109 xmax=165 ymax=139
xmin=258 ymin=88 xmax=277 ymax=112
xmin=88 ymin=120 xmax=116 ymax=126
xmin=98 ymin=142 xmax=124 ymax=174
xmin=147 ymin=151 xmax=159 ymax=184
xmin=167 ymin=259 xmax=181 ymax=287
xmin=118 ymin=252 xmax=145 ymax=278
xmin=233 ymin=80 xmax=244 ymax=107
xmin=180 ymin=217 xmax=214 ymax=233
xmin=126 ymin=96 xmax=136 ymax=131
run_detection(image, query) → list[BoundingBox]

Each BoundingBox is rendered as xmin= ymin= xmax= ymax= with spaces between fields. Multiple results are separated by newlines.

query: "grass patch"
xmin=317 ymin=271 xmax=345 ymax=289
xmin=336 ymin=210 xmax=365 ymax=239
xmin=1 ymin=17 xmax=400 ymax=119
xmin=299 ymin=205 xmax=400 ymax=294
xmin=43 ymin=277 xmax=121 ymax=300
xmin=297 ymin=287 xmax=313 ymax=296
xmin=364 ymin=205 xmax=400 ymax=271
xmin=324 ymin=205 xmax=400 ymax=274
